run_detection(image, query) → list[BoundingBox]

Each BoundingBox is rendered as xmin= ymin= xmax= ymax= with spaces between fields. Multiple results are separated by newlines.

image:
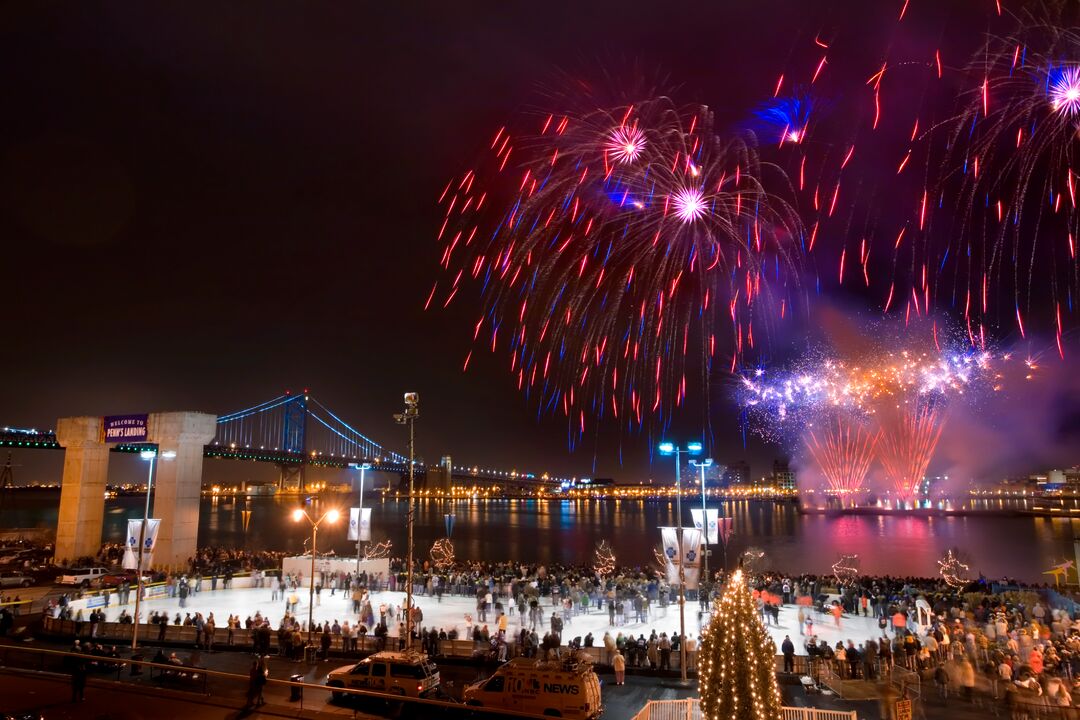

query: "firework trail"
xmin=804 ymin=414 xmax=880 ymax=494
xmin=434 ymin=96 xmax=803 ymax=442
xmin=932 ymin=7 xmax=1080 ymax=353
xmin=876 ymin=395 xmax=946 ymax=497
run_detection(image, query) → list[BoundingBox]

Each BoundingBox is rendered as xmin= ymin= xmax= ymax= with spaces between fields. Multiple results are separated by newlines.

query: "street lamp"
xmin=131 ymin=448 xmax=175 ymax=650
xmin=350 ymin=462 xmax=372 ymax=574
xmin=393 ymin=392 xmax=419 ymax=651
xmin=658 ymin=440 xmax=702 ymax=684
xmin=689 ymin=458 xmax=714 ymax=582
xmin=292 ymin=506 xmax=340 ymax=644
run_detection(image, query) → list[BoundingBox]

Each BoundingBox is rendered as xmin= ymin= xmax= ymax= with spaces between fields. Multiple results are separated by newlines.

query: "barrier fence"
xmin=0 ymin=643 xmax=577 ymax=720
xmin=40 ymin=616 xmax=823 ymax=675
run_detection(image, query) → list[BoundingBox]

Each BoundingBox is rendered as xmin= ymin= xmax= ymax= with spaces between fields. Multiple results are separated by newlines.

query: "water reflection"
xmin=1 ymin=492 xmax=1078 ymax=581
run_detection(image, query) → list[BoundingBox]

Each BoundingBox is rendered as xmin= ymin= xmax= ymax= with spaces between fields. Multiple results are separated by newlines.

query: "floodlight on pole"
xmin=131 ymin=447 xmax=175 ymax=650
xmin=291 ymin=506 xmax=340 ymax=644
xmin=350 ymin=463 xmax=373 ymax=573
xmin=658 ymin=439 xmax=705 ymax=684
xmin=690 ymin=457 xmax=715 ymax=582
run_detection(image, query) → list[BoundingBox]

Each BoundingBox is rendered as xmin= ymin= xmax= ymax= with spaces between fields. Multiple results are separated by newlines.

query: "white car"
xmin=326 ymin=651 xmax=440 ymax=700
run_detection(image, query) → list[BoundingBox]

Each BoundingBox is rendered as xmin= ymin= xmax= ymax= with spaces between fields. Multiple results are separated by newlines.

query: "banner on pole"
xmin=445 ymin=513 xmax=455 ymax=538
xmin=349 ymin=508 xmax=360 ymax=541
xmin=123 ymin=518 xmax=160 ymax=570
xmin=660 ymin=527 xmax=680 ymax=585
xmin=717 ymin=516 xmax=734 ymax=544
xmin=359 ymin=508 xmax=371 ymax=541
xmin=682 ymin=526 xmax=703 ymax=590
xmin=690 ymin=509 xmax=704 ymax=537
xmin=690 ymin=508 xmax=721 ymax=544
xmin=705 ymin=508 xmax=719 ymax=544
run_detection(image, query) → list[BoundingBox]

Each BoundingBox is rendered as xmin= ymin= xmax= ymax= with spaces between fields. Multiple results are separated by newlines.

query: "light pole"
xmin=291 ymin=506 xmax=340 ymax=644
xmin=131 ymin=448 xmax=175 ymax=650
xmin=658 ymin=440 xmax=702 ymax=684
xmin=350 ymin=463 xmax=372 ymax=576
xmin=393 ymin=392 xmax=419 ymax=651
xmin=690 ymin=458 xmax=714 ymax=583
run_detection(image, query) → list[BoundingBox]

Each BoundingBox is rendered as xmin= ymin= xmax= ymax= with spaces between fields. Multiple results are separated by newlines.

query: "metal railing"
xmin=0 ymin=642 xmax=583 ymax=719
xmin=630 ymin=699 xmax=857 ymax=720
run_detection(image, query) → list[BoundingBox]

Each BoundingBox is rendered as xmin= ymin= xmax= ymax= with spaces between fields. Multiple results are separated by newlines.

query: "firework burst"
xmin=932 ymin=11 xmax=1080 ymax=350
xmin=435 ymin=96 xmax=803 ymax=440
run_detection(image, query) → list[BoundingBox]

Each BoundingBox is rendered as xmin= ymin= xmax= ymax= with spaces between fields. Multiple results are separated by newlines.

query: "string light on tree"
xmin=593 ymin=539 xmax=616 ymax=577
xmin=937 ymin=548 xmax=970 ymax=588
xmin=698 ymin=567 xmax=784 ymax=720
xmin=363 ymin=538 xmax=392 ymax=561
xmin=831 ymin=554 xmax=860 ymax=585
xmin=430 ymin=538 xmax=455 ymax=570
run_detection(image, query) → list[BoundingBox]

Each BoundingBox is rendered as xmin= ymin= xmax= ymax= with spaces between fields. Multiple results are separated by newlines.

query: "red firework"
xmin=876 ymin=398 xmax=946 ymax=498
xmin=803 ymin=414 xmax=880 ymax=494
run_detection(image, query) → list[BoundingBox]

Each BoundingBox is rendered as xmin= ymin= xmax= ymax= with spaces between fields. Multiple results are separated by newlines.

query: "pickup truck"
xmin=56 ymin=567 xmax=109 ymax=587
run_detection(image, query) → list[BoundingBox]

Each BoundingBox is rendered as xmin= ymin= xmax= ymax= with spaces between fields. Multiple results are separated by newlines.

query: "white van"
xmin=463 ymin=656 xmax=603 ymax=718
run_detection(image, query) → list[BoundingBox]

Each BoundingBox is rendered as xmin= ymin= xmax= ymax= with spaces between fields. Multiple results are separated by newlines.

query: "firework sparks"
xmin=437 ymin=96 xmax=803 ymax=441
xmin=606 ymin=124 xmax=647 ymax=163
xmin=804 ymin=416 xmax=880 ymax=494
xmin=1049 ymin=65 xmax=1080 ymax=116
xmin=877 ymin=396 xmax=946 ymax=497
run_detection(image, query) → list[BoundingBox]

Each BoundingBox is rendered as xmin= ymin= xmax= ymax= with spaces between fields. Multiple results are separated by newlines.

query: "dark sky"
xmin=4 ymin=0 xmax=1059 ymax=486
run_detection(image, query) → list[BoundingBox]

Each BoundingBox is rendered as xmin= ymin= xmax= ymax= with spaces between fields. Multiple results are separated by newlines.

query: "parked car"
xmin=0 ymin=570 xmax=33 ymax=589
xmin=326 ymin=651 xmax=440 ymax=700
xmin=100 ymin=569 xmax=152 ymax=588
xmin=56 ymin=567 xmax=108 ymax=587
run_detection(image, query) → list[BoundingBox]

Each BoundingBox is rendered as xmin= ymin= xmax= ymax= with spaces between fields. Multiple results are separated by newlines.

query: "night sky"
xmin=2 ymin=1 xmax=1074 ymax=486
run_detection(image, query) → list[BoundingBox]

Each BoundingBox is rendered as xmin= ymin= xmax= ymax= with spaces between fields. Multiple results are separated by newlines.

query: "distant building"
xmin=771 ymin=460 xmax=796 ymax=492
xmin=722 ymin=460 xmax=750 ymax=487
xmin=679 ymin=459 xmax=723 ymax=487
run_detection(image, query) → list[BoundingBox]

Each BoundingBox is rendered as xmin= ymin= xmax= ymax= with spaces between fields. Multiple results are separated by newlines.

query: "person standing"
xmin=613 ymin=651 xmax=626 ymax=685
xmin=782 ymin=635 xmax=796 ymax=673
xmin=69 ymin=652 xmax=87 ymax=702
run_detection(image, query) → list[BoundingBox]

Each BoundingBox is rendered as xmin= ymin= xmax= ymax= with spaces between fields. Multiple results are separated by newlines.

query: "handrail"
xmin=0 ymin=642 xmax=580 ymax=719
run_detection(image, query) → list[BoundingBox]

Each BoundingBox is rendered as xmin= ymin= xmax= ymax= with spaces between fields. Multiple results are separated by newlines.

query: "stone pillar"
xmin=148 ymin=412 xmax=217 ymax=570
xmin=55 ymin=417 xmax=110 ymax=564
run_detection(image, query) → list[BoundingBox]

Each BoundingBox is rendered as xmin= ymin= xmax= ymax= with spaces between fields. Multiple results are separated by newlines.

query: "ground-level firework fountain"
xmin=876 ymin=397 xmax=946 ymax=500
xmin=803 ymin=414 xmax=879 ymax=498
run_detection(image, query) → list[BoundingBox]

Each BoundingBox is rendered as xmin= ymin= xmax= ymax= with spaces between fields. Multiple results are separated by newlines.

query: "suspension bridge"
xmin=0 ymin=391 xmax=567 ymax=492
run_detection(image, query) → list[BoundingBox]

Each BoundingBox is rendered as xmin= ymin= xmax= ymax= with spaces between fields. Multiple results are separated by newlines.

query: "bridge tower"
xmin=277 ymin=392 xmax=308 ymax=491
xmin=54 ymin=411 xmax=216 ymax=569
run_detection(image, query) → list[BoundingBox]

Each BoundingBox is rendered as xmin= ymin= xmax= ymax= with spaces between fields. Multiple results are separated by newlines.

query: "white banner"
xmin=359 ymin=508 xmax=371 ymax=542
xmin=682 ymin=527 xmax=703 ymax=590
xmin=690 ymin=508 xmax=721 ymax=545
xmin=349 ymin=508 xmax=373 ymax=542
xmin=705 ymin=508 xmax=719 ymax=545
xmin=123 ymin=519 xmax=161 ymax=570
xmin=690 ymin=509 xmax=704 ymax=536
xmin=660 ymin=527 xmax=680 ymax=585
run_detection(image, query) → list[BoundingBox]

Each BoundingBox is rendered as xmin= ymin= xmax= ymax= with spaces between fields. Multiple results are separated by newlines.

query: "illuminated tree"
xmin=698 ymin=568 xmax=784 ymax=720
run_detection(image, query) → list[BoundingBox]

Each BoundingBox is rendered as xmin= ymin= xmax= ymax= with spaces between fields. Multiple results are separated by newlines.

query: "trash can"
xmin=304 ymin=644 xmax=318 ymax=664
xmin=289 ymin=674 xmax=303 ymax=702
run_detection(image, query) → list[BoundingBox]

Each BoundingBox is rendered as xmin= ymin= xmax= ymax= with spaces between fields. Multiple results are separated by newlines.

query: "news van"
xmin=463 ymin=656 xmax=603 ymax=718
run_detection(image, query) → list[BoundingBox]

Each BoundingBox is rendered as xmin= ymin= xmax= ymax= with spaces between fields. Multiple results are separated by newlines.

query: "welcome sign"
xmin=103 ymin=414 xmax=148 ymax=443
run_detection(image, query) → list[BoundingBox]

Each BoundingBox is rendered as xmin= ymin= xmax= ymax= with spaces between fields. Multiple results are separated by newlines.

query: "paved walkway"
xmin=89 ymin=586 xmax=890 ymax=654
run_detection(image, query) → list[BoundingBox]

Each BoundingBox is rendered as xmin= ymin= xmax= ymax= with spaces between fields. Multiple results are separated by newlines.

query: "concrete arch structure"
xmin=54 ymin=411 xmax=216 ymax=569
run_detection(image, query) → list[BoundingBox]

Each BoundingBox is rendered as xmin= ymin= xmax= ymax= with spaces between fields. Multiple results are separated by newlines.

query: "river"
xmin=1 ymin=491 xmax=1075 ymax=582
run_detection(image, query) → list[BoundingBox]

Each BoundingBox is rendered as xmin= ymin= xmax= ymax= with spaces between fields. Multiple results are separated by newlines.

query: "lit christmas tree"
xmin=698 ymin=567 xmax=784 ymax=720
